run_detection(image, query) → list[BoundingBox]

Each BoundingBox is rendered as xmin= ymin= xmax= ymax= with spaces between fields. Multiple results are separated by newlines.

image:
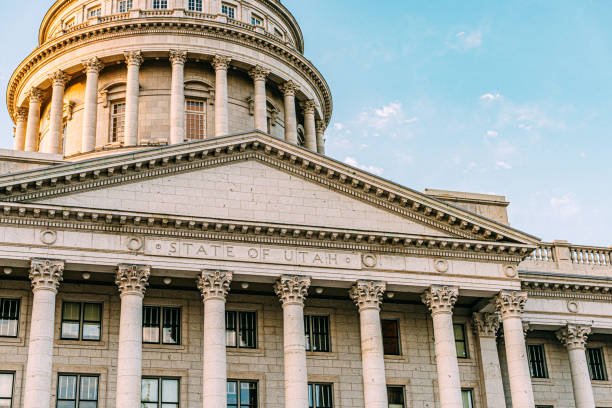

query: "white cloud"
xmin=481 ymin=93 xmax=502 ymax=101
xmin=333 ymin=123 xmax=344 ymax=130
xmin=456 ymin=31 xmax=466 ymax=37
xmin=375 ymin=102 xmax=402 ymax=119
xmin=486 ymin=130 xmax=499 ymax=137
xmin=344 ymin=157 xmax=384 ymax=176
xmin=355 ymin=102 xmax=418 ymax=136
xmin=460 ymin=31 xmax=482 ymax=49
xmin=495 ymin=161 xmax=513 ymax=170
xmin=550 ymin=193 xmax=580 ymax=217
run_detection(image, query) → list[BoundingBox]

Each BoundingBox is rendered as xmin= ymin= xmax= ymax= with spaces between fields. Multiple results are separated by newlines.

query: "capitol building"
xmin=0 ymin=0 xmax=611 ymax=407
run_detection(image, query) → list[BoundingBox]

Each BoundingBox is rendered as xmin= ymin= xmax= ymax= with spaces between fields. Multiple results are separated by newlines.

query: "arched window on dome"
xmin=188 ymin=0 xmax=203 ymax=12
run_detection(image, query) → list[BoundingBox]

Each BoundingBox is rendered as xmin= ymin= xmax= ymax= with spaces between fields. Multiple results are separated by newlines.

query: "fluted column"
xmin=124 ymin=51 xmax=143 ymax=146
xmin=274 ymin=275 xmax=311 ymax=408
xmin=421 ymin=285 xmax=462 ymax=408
xmin=556 ymin=324 xmax=595 ymax=408
xmin=14 ymin=108 xmax=28 ymax=151
xmin=23 ymin=259 xmax=64 ymax=408
xmin=301 ymin=100 xmax=317 ymax=151
xmin=169 ymin=50 xmax=188 ymax=144
xmin=46 ymin=70 xmax=69 ymax=155
xmin=115 ymin=264 xmax=150 ymax=408
xmin=81 ymin=57 xmax=104 ymax=153
xmin=25 ymin=88 xmax=44 ymax=152
xmin=496 ymin=291 xmax=535 ymax=408
xmin=198 ymin=270 xmax=233 ymax=408
xmin=212 ymin=55 xmax=231 ymax=137
xmin=315 ymin=120 xmax=326 ymax=154
xmin=249 ymin=66 xmax=270 ymax=132
xmin=473 ymin=312 xmax=506 ymax=408
xmin=279 ymin=80 xmax=299 ymax=144
xmin=349 ymin=280 xmax=388 ymax=408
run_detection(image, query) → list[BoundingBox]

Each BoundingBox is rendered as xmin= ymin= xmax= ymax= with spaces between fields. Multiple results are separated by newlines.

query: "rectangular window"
xmin=0 ymin=373 xmax=14 ymax=408
xmin=143 ymin=306 xmax=181 ymax=345
xmin=185 ymin=100 xmax=206 ymax=140
xmin=56 ymin=374 xmax=98 ymax=408
xmin=387 ymin=386 xmax=405 ymax=408
xmin=110 ymin=102 xmax=125 ymax=143
xmin=0 ymin=298 xmax=20 ymax=338
xmin=227 ymin=380 xmax=257 ymax=408
xmin=461 ymin=389 xmax=474 ymax=408
xmin=587 ymin=347 xmax=608 ymax=381
xmin=152 ymin=0 xmax=168 ymax=9
xmin=308 ymin=383 xmax=333 ymax=408
xmin=251 ymin=15 xmax=263 ymax=26
xmin=226 ymin=311 xmax=256 ymax=349
xmin=60 ymin=302 xmax=102 ymax=341
xmin=88 ymin=8 xmax=101 ymax=18
xmin=142 ymin=378 xmax=179 ymax=408
xmin=382 ymin=319 xmax=400 ymax=356
xmin=528 ymin=344 xmax=549 ymax=378
xmin=188 ymin=0 xmax=202 ymax=12
xmin=304 ymin=315 xmax=330 ymax=352
xmin=221 ymin=4 xmax=236 ymax=19
xmin=118 ymin=0 xmax=133 ymax=12
xmin=454 ymin=323 xmax=468 ymax=358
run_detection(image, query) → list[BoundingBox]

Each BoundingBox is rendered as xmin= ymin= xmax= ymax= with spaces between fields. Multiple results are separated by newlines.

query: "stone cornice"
xmin=522 ymin=279 xmax=612 ymax=296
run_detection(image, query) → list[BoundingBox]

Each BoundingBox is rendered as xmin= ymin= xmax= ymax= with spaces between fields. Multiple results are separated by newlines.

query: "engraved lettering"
xmin=183 ymin=243 xmax=193 ymax=255
xmin=212 ymin=244 xmax=222 ymax=257
xmin=327 ymin=254 xmax=338 ymax=265
xmin=313 ymin=253 xmax=323 ymax=264
xmin=169 ymin=242 xmax=177 ymax=254
xmin=226 ymin=246 xmax=235 ymax=257
xmin=284 ymin=250 xmax=294 ymax=262
xmin=196 ymin=245 xmax=208 ymax=256
xmin=298 ymin=251 xmax=308 ymax=263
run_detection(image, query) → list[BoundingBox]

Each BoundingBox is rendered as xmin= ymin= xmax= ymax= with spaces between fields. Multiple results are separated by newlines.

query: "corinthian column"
xmin=46 ymin=70 xmax=69 ymax=155
xmin=197 ymin=270 xmax=233 ymax=408
xmin=169 ymin=50 xmax=188 ymax=144
xmin=495 ymin=291 xmax=535 ymax=408
xmin=472 ymin=312 xmax=506 ymax=408
xmin=556 ymin=324 xmax=595 ymax=408
xmin=14 ymin=108 xmax=28 ymax=151
xmin=301 ymin=100 xmax=317 ymax=151
xmin=315 ymin=120 xmax=325 ymax=154
xmin=124 ymin=51 xmax=143 ymax=146
xmin=23 ymin=259 xmax=64 ymax=408
xmin=81 ymin=57 xmax=104 ymax=153
xmin=115 ymin=264 xmax=150 ymax=408
xmin=279 ymin=80 xmax=299 ymax=144
xmin=274 ymin=275 xmax=311 ymax=408
xmin=249 ymin=66 xmax=270 ymax=132
xmin=25 ymin=88 xmax=44 ymax=152
xmin=212 ymin=55 xmax=231 ymax=137
xmin=421 ymin=285 xmax=462 ymax=408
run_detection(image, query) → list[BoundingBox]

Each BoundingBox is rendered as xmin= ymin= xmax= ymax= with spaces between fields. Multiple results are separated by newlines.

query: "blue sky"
xmin=1 ymin=1 xmax=611 ymax=246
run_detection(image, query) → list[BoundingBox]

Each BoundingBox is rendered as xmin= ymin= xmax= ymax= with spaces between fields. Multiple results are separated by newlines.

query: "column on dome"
xmin=249 ymin=65 xmax=270 ymax=133
xmin=169 ymin=50 xmax=188 ymax=144
xmin=212 ymin=55 xmax=232 ymax=137
xmin=81 ymin=57 xmax=104 ymax=153
xmin=46 ymin=70 xmax=70 ymax=155
xmin=274 ymin=275 xmax=311 ymax=408
xmin=315 ymin=120 xmax=326 ymax=154
xmin=279 ymin=80 xmax=299 ymax=144
xmin=25 ymin=88 xmax=44 ymax=152
xmin=301 ymin=100 xmax=317 ymax=151
xmin=556 ymin=324 xmax=596 ymax=408
xmin=349 ymin=280 xmax=389 ymax=408
xmin=14 ymin=108 xmax=28 ymax=151
xmin=23 ymin=259 xmax=64 ymax=408
xmin=421 ymin=285 xmax=462 ymax=408
xmin=472 ymin=312 xmax=506 ymax=407
xmin=197 ymin=270 xmax=233 ymax=407
xmin=495 ymin=291 xmax=535 ymax=408
xmin=124 ymin=51 xmax=143 ymax=146
xmin=115 ymin=264 xmax=151 ymax=408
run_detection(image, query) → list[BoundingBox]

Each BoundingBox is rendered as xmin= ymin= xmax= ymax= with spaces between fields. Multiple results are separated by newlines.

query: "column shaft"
xmin=14 ymin=108 xmax=28 ymax=151
xmin=170 ymin=50 xmax=187 ymax=144
xmin=212 ymin=55 xmax=231 ymax=137
xmin=473 ymin=313 xmax=506 ymax=408
xmin=557 ymin=325 xmax=595 ymax=408
xmin=124 ymin=51 xmax=143 ymax=146
xmin=280 ymin=81 xmax=299 ymax=144
xmin=302 ymin=100 xmax=317 ymax=151
xmin=249 ymin=66 xmax=270 ymax=133
xmin=25 ymin=88 xmax=43 ymax=152
xmin=315 ymin=120 xmax=325 ymax=154
xmin=81 ymin=58 xmax=103 ymax=153
xmin=46 ymin=71 xmax=69 ymax=155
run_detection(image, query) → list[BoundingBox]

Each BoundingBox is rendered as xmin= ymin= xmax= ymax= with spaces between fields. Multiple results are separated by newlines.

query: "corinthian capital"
xmin=29 ymin=258 xmax=64 ymax=292
xmin=124 ymin=50 xmax=143 ymax=66
xmin=211 ymin=55 xmax=232 ymax=71
xmin=556 ymin=324 xmax=591 ymax=350
xmin=472 ymin=312 xmax=500 ymax=337
xmin=116 ymin=264 xmax=150 ymax=296
xmin=28 ymin=88 xmax=44 ymax=104
xmin=279 ymin=80 xmax=299 ymax=97
xmin=16 ymin=107 xmax=28 ymax=122
xmin=169 ymin=49 xmax=188 ymax=65
xmin=248 ymin=65 xmax=270 ymax=81
xmin=349 ymin=280 xmax=386 ymax=311
xmin=49 ymin=70 xmax=70 ymax=87
xmin=197 ymin=270 xmax=233 ymax=301
xmin=300 ymin=100 xmax=316 ymax=115
xmin=421 ymin=285 xmax=458 ymax=315
xmin=274 ymin=275 xmax=311 ymax=306
xmin=82 ymin=57 xmax=104 ymax=74
xmin=495 ymin=290 xmax=527 ymax=319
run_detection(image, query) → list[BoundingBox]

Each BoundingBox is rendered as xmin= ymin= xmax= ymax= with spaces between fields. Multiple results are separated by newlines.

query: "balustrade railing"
xmin=528 ymin=244 xmax=555 ymax=262
xmin=569 ymin=246 xmax=612 ymax=265
xmin=523 ymin=242 xmax=612 ymax=273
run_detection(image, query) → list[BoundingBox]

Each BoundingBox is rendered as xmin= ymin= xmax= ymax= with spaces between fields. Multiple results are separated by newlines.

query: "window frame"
xmin=304 ymin=315 xmax=331 ymax=353
xmin=381 ymin=319 xmax=401 ymax=356
xmin=56 ymin=373 xmax=99 ymax=408
xmin=142 ymin=305 xmax=182 ymax=345
xmin=141 ymin=377 xmax=180 ymax=408
xmin=87 ymin=7 xmax=101 ymax=18
xmin=308 ymin=382 xmax=333 ymax=408
xmin=0 ymin=298 xmax=20 ymax=338
xmin=152 ymin=0 xmax=168 ymax=9
xmin=185 ymin=99 xmax=207 ymax=141
xmin=0 ymin=372 xmax=14 ymax=408
xmin=227 ymin=380 xmax=258 ymax=408
xmin=109 ymin=101 xmax=126 ymax=143
xmin=461 ymin=389 xmax=474 ymax=408
xmin=587 ymin=347 xmax=608 ymax=381
xmin=118 ymin=0 xmax=133 ymax=13
xmin=60 ymin=302 xmax=102 ymax=342
xmin=226 ymin=310 xmax=257 ymax=349
xmin=527 ymin=344 xmax=549 ymax=379
xmin=251 ymin=14 xmax=263 ymax=26
xmin=187 ymin=0 xmax=203 ymax=12
xmin=453 ymin=323 xmax=469 ymax=359
xmin=221 ymin=3 xmax=236 ymax=19
xmin=387 ymin=385 xmax=406 ymax=408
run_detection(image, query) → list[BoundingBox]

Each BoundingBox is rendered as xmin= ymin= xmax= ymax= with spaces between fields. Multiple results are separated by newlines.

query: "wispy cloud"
xmin=344 ymin=157 xmax=384 ymax=176
xmin=495 ymin=161 xmax=513 ymax=170
xmin=481 ymin=93 xmax=503 ymax=101
xmin=455 ymin=30 xmax=483 ymax=49
xmin=550 ymin=193 xmax=580 ymax=217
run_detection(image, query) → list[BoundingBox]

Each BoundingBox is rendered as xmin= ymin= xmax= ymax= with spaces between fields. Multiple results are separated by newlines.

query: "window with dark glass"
xmin=461 ymin=389 xmax=474 ymax=408
xmin=528 ymin=344 xmax=549 ymax=378
xmin=226 ymin=311 xmax=256 ymax=349
xmin=0 ymin=298 xmax=20 ymax=338
xmin=251 ymin=15 xmax=263 ymax=26
xmin=382 ymin=319 xmax=400 ymax=355
xmin=454 ymin=323 xmax=468 ymax=358
xmin=221 ymin=4 xmax=236 ymax=19
xmin=143 ymin=306 xmax=181 ymax=345
xmin=88 ymin=7 xmax=101 ymax=18
xmin=227 ymin=380 xmax=257 ymax=408
xmin=152 ymin=0 xmax=168 ymax=9
xmin=308 ymin=383 xmax=333 ymax=408
xmin=587 ymin=347 xmax=608 ymax=381
xmin=0 ymin=373 xmax=14 ymax=408
xmin=188 ymin=0 xmax=202 ymax=12
xmin=56 ymin=374 xmax=98 ymax=408
xmin=387 ymin=386 xmax=405 ymax=408
xmin=61 ymin=302 xmax=102 ymax=341
xmin=118 ymin=0 xmax=133 ymax=12
xmin=142 ymin=378 xmax=179 ymax=408
xmin=304 ymin=315 xmax=330 ymax=352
